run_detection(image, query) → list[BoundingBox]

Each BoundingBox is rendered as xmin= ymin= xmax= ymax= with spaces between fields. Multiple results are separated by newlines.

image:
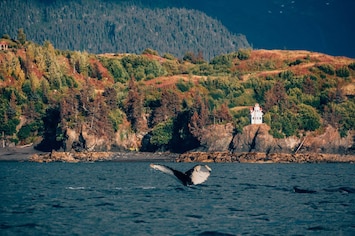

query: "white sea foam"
xmin=141 ymin=186 xmax=156 ymax=190
xmin=66 ymin=186 xmax=85 ymax=190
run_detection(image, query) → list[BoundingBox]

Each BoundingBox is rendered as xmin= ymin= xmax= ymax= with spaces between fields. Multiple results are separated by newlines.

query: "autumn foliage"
xmin=0 ymin=37 xmax=354 ymax=152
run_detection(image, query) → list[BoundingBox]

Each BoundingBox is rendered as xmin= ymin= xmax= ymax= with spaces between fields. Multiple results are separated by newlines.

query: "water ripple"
xmin=1 ymin=162 xmax=354 ymax=235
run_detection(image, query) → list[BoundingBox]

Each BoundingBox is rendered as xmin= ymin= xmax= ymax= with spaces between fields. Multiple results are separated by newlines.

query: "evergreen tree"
xmin=189 ymin=92 xmax=209 ymax=139
xmin=152 ymin=89 xmax=180 ymax=126
xmin=264 ymin=80 xmax=287 ymax=111
xmin=17 ymin=28 xmax=26 ymax=45
xmin=125 ymin=77 xmax=145 ymax=132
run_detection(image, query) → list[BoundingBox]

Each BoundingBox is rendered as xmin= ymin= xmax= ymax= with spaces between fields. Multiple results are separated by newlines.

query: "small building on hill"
xmin=250 ymin=103 xmax=263 ymax=124
xmin=0 ymin=40 xmax=9 ymax=50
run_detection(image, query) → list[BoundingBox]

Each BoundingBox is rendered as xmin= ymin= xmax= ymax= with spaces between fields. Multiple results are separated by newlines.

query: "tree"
xmin=302 ymin=77 xmax=316 ymax=95
xmin=213 ymin=103 xmax=232 ymax=124
xmin=89 ymin=94 xmax=112 ymax=137
xmin=336 ymin=66 xmax=350 ymax=78
xmin=325 ymin=101 xmax=355 ymax=137
xmin=100 ymin=58 xmax=129 ymax=83
xmin=189 ymin=92 xmax=209 ymax=138
xmin=103 ymin=87 xmax=118 ymax=110
xmin=125 ymin=77 xmax=145 ymax=132
xmin=280 ymin=110 xmax=298 ymax=137
xmin=298 ymin=104 xmax=321 ymax=131
xmin=152 ymin=89 xmax=180 ymax=126
xmin=170 ymin=110 xmax=200 ymax=153
xmin=2 ymin=34 xmax=10 ymax=40
xmin=264 ymin=80 xmax=287 ymax=111
xmin=150 ymin=119 xmax=173 ymax=148
xmin=17 ymin=28 xmax=26 ymax=44
xmin=237 ymin=49 xmax=250 ymax=60
xmin=60 ymin=89 xmax=80 ymax=130
xmin=35 ymin=107 xmax=62 ymax=152
xmin=17 ymin=124 xmax=32 ymax=142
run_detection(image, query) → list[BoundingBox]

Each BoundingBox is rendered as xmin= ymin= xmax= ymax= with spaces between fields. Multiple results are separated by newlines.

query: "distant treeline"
xmin=0 ymin=0 xmax=249 ymax=60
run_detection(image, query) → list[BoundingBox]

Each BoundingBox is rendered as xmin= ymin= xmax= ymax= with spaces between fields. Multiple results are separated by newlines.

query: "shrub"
xmin=120 ymin=55 xmax=166 ymax=81
xmin=176 ymin=78 xmax=193 ymax=92
xmin=108 ymin=109 xmax=124 ymax=132
xmin=17 ymin=124 xmax=32 ymax=141
xmin=298 ymin=104 xmax=321 ymax=131
xmin=280 ymin=111 xmax=298 ymax=137
xmin=279 ymin=70 xmax=294 ymax=80
xmin=336 ymin=66 xmax=350 ymax=78
xmin=162 ymin=60 xmax=179 ymax=75
xmin=100 ymin=58 xmax=129 ymax=83
xmin=192 ymin=63 xmax=214 ymax=76
xmin=150 ymin=119 xmax=173 ymax=146
xmin=209 ymin=89 xmax=225 ymax=100
xmin=61 ymin=75 xmax=78 ymax=88
xmin=237 ymin=49 xmax=250 ymax=60
xmin=317 ymin=64 xmax=335 ymax=75
xmin=269 ymin=128 xmax=284 ymax=139
xmin=0 ymin=118 xmax=20 ymax=136
xmin=142 ymin=48 xmax=159 ymax=56
xmin=289 ymin=59 xmax=302 ymax=66
xmin=162 ymin=53 xmax=175 ymax=60
xmin=210 ymin=54 xmax=233 ymax=67
xmin=332 ymin=100 xmax=355 ymax=137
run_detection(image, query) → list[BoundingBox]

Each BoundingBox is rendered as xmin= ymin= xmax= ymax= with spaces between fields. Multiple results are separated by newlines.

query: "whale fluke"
xmin=150 ymin=164 xmax=211 ymax=186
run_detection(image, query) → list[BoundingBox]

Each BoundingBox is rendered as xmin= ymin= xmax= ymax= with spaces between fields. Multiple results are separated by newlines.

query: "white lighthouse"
xmin=250 ymin=103 xmax=263 ymax=124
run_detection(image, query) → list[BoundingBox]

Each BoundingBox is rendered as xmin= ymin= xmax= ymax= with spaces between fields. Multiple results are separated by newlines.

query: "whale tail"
xmin=150 ymin=164 xmax=211 ymax=186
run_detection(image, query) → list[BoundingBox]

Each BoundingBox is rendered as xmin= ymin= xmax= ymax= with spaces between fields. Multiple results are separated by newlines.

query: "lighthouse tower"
xmin=250 ymin=103 xmax=263 ymax=124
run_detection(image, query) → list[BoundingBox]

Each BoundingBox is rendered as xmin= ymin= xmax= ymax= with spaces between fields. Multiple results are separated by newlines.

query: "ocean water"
xmin=0 ymin=161 xmax=354 ymax=236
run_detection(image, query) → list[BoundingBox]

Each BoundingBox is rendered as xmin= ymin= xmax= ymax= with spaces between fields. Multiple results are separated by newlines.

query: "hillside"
xmin=0 ymin=0 xmax=249 ymax=60
xmin=0 ymin=38 xmax=354 ymax=154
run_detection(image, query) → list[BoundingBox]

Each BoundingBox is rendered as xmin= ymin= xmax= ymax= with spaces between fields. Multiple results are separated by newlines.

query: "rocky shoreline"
xmin=27 ymin=150 xmax=355 ymax=163
xmin=176 ymin=151 xmax=355 ymax=163
xmin=1 ymin=147 xmax=354 ymax=163
xmin=28 ymin=150 xmax=177 ymax=163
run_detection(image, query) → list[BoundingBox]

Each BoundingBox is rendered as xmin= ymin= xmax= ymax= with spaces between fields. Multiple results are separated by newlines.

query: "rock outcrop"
xmin=231 ymin=124 xmax=277 ymax=153
xmin=198 ymin=123 xmax=234 ymax=152
xmin=55 ymin=122 xmax=353 ymax=158
xmin=229 ymin=124 xmax=354 ymax=155
xmin=175 ymin=123 xmax=355 ymax=163
xmin=63 ymin=124 xmax=142 ymax=152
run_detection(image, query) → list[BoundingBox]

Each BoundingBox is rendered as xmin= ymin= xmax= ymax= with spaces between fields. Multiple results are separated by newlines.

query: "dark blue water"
xmin=1 ymin=161 xmax=354 ymax=235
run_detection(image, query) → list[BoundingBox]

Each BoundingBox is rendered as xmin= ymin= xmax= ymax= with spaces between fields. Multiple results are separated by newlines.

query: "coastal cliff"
xmin=26 ymin=123 xmax=354 ymax=163
xmin=229 ymin=124 xmax=354 ymax=155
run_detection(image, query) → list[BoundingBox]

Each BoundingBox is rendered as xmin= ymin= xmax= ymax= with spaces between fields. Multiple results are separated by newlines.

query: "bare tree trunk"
xmin=2 ymin=131 xmax=5 ymax=148
xmin=295 ymin=137 xmax=307 ymax=154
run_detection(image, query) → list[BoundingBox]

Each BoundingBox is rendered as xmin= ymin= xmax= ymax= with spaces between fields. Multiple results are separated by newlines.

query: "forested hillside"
xmin=0 ymin=0 xmax=249 ymax=60
xmin=1 ymin=37 xmax=354 ymax=153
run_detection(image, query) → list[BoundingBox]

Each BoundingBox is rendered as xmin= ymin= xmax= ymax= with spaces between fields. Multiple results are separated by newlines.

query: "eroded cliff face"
xmin=63 ymin=124 xmax=142 ymax=152
xmin=301 ymin=126 xmax=354 ymax=154
xmin=61 ymin=122 xmax=353 ymax=155
xmin=231 ymin=124 xmax=276 ymax=153
xmin=198 ymin=123 xmax=234 ymax=152
xmin=229 ymin=124 xmax=354 ymax=155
